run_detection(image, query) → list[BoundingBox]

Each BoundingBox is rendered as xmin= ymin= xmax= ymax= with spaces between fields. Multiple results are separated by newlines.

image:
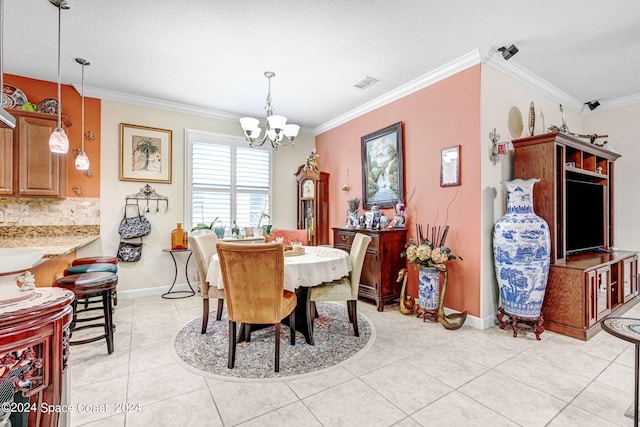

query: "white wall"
xmin=583 ymin=104 xmax=640 ymax=251
xmin=79 ymin=100 xmax=314 ymax=293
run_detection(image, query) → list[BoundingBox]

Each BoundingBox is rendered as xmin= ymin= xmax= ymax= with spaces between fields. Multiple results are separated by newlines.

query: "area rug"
xmin=171 ymin=302 xmax=375 ymax=381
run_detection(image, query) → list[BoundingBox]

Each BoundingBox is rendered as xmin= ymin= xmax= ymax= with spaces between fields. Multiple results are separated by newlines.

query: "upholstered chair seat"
xmin=189 ymin=233 xmax=225 ymax=333
xmin=310 ymin=233 xmax=371 ymax=336
xmin=268 ymin=229 xmax=310 ymax=245
xmin=216 ymin=242 xmax=296 ymax=372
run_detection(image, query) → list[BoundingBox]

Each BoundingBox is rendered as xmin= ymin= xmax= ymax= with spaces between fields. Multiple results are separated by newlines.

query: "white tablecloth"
xmin=206 ymin=246 xmax=351 ymax=292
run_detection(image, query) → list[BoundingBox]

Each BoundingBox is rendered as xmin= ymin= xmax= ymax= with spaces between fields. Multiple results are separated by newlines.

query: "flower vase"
xmin=347 ymin=211 xmax=359 ymax=228
xmin=417 ymin=266 xmax=440 ymax=310
xmin=493 ymin=178 xmax=551 ymax=318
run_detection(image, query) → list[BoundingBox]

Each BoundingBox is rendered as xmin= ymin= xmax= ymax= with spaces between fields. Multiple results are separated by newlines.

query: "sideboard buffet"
xmin=512 ymin=132 xmax=638 ymax=340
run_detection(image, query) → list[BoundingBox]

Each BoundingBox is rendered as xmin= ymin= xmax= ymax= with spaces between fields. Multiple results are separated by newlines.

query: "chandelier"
xmin=239 ymin=72 xmax=300 ymax=149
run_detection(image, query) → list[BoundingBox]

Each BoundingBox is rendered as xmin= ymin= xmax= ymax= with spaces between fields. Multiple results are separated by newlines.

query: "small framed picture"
xmin=120 ymin=123 xmax=172 ymax=183
xmin=440 ymin=145 xmax=460 ymax=187
xmin=497 ymin=143 xmax=508 ymax=155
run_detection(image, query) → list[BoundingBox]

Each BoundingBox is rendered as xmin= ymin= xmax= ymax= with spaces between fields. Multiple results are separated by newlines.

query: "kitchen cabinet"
xmin=333 ymin=227 xmax=407 ymax=311
xmin=0 ymin=110 xmax=70 ymax=197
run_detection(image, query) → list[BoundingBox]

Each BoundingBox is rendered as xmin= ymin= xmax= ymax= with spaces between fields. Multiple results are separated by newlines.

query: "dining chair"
xmin=269 ymin=228 xmax=309 ymax=245
xmin=216 ymin=242 xmax=297 ymax=372
xmin=310 ymin=233 xmax=372 ymax=336
xmin=189 ymin=233 xmax=225 ymax=334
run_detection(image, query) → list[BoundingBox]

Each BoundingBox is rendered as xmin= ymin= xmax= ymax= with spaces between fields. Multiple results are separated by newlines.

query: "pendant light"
xmin=48 ymin=0 xmax=70 ymax=154
xmin=74 ymin=58 xmax=90 ymax=171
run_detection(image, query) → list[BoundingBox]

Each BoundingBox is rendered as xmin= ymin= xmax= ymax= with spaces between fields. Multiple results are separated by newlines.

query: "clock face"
xmin=302 ymin=179 xmax=315 ymax=198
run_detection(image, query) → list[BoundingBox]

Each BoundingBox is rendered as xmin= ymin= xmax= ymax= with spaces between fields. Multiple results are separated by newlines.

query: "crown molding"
xmin=72 ymin=84 xmax=315 ymax=135
xmin=313 ymin=49 xmax=483 ymax=135
xmin=596 ymin=93 xmax=640 ymax=113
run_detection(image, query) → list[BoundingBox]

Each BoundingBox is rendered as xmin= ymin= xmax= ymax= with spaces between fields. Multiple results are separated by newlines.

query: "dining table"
xmin=206 ymin=245 xmax=351 ymax=345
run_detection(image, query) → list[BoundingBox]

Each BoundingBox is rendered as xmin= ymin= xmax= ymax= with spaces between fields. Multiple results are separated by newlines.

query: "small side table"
xmin=601 ymin=317 xmax=640 ymax=427
xmin=162 ymin=248 xmax=195 ymax=299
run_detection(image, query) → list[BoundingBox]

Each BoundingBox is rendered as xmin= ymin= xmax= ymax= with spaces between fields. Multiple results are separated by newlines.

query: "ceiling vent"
xmin=354 ymin=76 xmax=379 ymax=89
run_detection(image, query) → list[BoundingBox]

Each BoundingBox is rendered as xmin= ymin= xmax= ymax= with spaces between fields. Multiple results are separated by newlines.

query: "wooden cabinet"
xmin=0 ymin=110 xmax=70 ymax=197
xmin=295 ymin=163 xmax=329 ymax=245
xmin=0 ymin=288 xmax=73 ymax=427
xmin=333 ymin=227 xmax=407 ymax=311
xmin=544 ymin=251 xmax=638 ymax=340
xmin=513 ymin=132 xmax=638 ymax=340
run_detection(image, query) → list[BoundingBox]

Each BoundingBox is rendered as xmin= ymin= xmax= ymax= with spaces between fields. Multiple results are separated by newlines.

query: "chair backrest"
xmin=269 ymin=229 xmax=309 ymax=245
xmin=189 ymin=233 xmax=218 ymax=293
xmin=216 ymin=242 xmax=285 ymax=324
xmin=348 ymin=233 xmax=372 ymax=299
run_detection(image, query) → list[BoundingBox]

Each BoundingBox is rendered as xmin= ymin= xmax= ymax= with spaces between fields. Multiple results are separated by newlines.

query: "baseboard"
xmin=117 ymin=282 xmax=196 ymax=300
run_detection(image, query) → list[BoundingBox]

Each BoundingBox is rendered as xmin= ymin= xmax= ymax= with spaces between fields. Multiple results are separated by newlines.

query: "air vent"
xmin=354 ymin=76 xmax=379 ymax=89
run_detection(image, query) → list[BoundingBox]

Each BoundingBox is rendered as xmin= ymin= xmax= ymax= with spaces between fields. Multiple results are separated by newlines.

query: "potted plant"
xmin=258 ymin=213 xmax=272 ymax=235
xmin=191 ymin=212 xmax=220 ymax=236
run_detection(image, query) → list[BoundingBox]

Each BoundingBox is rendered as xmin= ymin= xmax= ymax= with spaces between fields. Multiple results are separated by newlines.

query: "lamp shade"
xmin=75 ymin=151 xmax=90 ymax=171
xmin=283 ymin=124 xmax=300 ymax=138
xmin=239 ymin=117 xmax=260 ymax=131
xmin=266 ymin=115 xmax=287 ymax=130
xmin=48 ymin=128 xmax=69 ymax=154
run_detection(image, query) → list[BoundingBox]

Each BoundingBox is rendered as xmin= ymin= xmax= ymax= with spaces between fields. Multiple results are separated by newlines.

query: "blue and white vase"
xmin=418 ymin=266 xmax=440 ymax=310
xmin=493 ymin=179 xmax=551 ymax=318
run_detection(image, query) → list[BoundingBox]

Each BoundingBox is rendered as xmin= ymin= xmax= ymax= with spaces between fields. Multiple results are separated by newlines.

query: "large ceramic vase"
xmin=418 ymin=266 xmax=440 ymax=310
xmin=493 ymin=178 xmax=551 ymax=318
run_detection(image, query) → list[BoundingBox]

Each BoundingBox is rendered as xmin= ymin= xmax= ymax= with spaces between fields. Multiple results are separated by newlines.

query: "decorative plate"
xmin=2 ymin=84 xmax=27 ymax=109
xmin=528 ymin=102 xmax=536 ymax=136
xmin=508 ymin=106 xmax=523 ymax=139
xmin=36 ymin=98 xmax=58 ymax=115
xmin=2 ymin=93 xmax=15 ymax=109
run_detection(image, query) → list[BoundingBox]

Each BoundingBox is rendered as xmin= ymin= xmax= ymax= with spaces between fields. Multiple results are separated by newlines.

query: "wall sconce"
xmin=489 ymin=128 xmax=508 ymax=165
xmin=585 ymin=100 xmax=600 ymax=111
xmin=498 ymin=44 xmax=519 ymax=60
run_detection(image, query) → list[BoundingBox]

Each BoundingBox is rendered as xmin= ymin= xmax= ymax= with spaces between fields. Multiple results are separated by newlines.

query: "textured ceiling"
xmin=4 ymin=0 xmax=640 ymax=132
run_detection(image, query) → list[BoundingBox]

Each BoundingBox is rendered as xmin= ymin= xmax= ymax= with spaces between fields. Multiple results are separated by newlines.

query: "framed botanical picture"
xmin=440 ymin=145 xmax=460 ymax=187
xmin=120 ymin=123 xmax=172 ymax=183
xmin=361 ymin=122 xmax=404 ymax=209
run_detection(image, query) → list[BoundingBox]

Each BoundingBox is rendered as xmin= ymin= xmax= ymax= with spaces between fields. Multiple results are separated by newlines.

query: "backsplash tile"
xmin=0 ymin=197 xmax=100 ymax=227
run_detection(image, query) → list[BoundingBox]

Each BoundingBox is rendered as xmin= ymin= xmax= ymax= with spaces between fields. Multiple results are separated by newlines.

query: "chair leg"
xmin=347 ymin=300 xmax=353 ymax=323
xmin=216 ymin=298 xmax=224 ymax=321
xmin=274 ymin=322 xmax=281 ymax=372
xmin=349 ymin=300 xmax=359 ymax=337
xmin=201 ymin=299 xmax=210 ymax=334
xmin=104 ymin=290 xmax=115 ymax=354
xmin=289 ymin=310 xmax=296 ymax=345
xmin=228 ymin=320 xmax=236 ymax=369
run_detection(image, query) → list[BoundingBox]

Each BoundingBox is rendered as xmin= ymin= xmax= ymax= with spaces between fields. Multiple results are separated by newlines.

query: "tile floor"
xmin=68 ymin=295 xmax=638 ymax=426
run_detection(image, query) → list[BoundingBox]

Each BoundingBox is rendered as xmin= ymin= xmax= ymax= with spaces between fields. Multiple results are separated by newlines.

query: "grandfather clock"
xmin=294 ymin=161 xmax=329 ymax=246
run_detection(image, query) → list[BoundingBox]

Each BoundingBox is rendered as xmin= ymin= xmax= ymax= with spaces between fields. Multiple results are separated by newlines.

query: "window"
xmin=185 ymin=130 xmax=272 ymax=234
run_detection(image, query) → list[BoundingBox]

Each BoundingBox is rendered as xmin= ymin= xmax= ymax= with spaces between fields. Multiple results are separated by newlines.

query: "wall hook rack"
xmin=125 ymin=184 xmax=169 ymax=212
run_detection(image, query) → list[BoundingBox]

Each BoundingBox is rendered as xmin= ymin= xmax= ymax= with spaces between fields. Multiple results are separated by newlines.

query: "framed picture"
xmin=440 ymin=145 xmax=460 ymax=187
xmin=120 ymin=123 xmax=172 ymax=183
xmin=361 ymin=122 xmax=404 ymax=209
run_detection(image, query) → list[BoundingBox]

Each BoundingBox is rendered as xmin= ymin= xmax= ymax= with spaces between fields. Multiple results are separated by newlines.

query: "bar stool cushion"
xmin=64 ymin=263 xmax=118 ymax=276
xmin=71 ymin=256 xmax=118 ymax=266
xmin=55 ymin=272 xmax=118 ymax=295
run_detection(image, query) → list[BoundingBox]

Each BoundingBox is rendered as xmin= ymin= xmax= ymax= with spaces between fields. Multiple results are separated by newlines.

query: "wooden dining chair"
xmin=216 ymin=242 xmax=297 ymax=372
xmin=189 ymin=233 xmax=225 ymax=333
xmin=310 ymin=233 xmax=372 ymax=336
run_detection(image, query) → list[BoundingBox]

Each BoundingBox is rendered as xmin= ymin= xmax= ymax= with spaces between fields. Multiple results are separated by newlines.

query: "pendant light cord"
xmin=80 ymin=62 xmax=85 ymax=151
xmin=56 ymin=3 xmax=62 ymax=129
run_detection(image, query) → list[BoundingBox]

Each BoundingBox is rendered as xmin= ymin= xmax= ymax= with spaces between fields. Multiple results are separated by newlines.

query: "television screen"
xmin=566 ymin=179 xmax=605 ymax=254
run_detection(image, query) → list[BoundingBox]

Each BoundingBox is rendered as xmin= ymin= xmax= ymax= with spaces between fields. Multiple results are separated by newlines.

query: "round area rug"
xmin=171 ymin=302 xmax=375 ymax=381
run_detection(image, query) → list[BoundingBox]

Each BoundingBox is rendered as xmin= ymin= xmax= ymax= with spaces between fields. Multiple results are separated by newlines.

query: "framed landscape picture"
xmin=120 ymin=123 xmax=172 ymax=183
xmin=361 ymin=122 xmax=404 ymax=209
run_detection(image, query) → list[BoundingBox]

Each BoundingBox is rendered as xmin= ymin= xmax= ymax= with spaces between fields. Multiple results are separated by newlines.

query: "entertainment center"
xmin=512 ymin=132 xmax=638 ymax=340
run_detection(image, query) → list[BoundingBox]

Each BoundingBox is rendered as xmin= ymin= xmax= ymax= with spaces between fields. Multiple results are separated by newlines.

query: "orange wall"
xmin=4 ymin=74 xmax=101 ymax=197
xmin=316 ymin=65 xmax=482 ymax=316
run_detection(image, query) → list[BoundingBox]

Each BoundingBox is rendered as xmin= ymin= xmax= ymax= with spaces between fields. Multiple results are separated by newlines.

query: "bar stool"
xmin=54 ymin=272 xmax=118 ymax=354
xmin=67 ymin=256 xmax=119 ymax=306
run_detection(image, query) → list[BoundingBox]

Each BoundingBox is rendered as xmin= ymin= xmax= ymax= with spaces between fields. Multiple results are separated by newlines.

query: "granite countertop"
xmin=0 ymin=234 xmax=100 ymax=258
